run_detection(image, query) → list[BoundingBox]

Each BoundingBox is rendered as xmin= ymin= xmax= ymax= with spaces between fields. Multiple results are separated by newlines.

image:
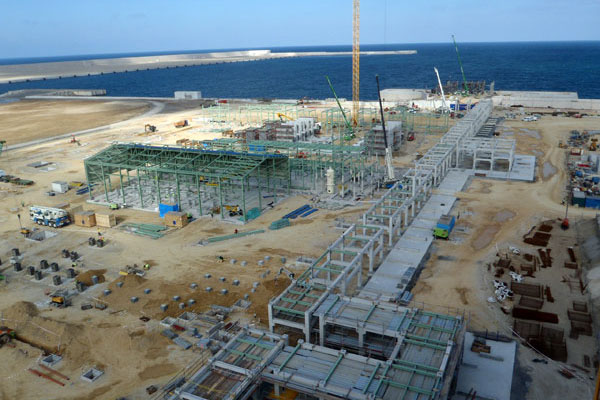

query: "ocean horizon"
xmin=1 ymin=41 xmax=599 ymax=100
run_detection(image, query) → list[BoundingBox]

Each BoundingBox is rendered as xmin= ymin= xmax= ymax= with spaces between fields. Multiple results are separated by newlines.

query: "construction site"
xmin=1 ymin=4 xmax=600 ymax=400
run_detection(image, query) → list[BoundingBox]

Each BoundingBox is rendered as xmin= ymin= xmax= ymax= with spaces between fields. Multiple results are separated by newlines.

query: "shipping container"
xmin=159 ymin=203 xmax=179 ymax=218
xmin=74 ymin=211 xmax=96 ymax=227
xmin=95 ymin=213 xmax=116 ymax=228
xmin=585 ymin=196 xmax=600 ymax=209
xmin=51 ymin=181 xmax=69 ymax=193
xmin=164 ymin=211 xmax=188 ymax=228
xmin=572 ymin=191 xmax=586 ymax=207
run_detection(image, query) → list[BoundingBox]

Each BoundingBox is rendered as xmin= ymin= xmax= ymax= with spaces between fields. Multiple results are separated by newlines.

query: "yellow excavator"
xmin=277 ymin=113 xmax=294 ymax=122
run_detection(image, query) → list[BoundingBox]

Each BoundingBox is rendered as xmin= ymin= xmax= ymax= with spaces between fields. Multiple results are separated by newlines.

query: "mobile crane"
xmin=452 ymin=35 xmax=469 ymax=95
xmin=375 ymin=75 xmax=396 ymax=188
xmin=29 ymin=205 xmax=70 ymax=228
xmin=325 ymin=76 xmax=355 ymax=141
xmin=434 ymin=67 xmax=450 ymax=112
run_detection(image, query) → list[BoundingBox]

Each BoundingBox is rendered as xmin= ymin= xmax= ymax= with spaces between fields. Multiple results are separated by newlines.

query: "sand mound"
xmin=76 ymin=269 xmax=107 ymax=286
xmin=3 ymin=301 xmax=39 ymax=319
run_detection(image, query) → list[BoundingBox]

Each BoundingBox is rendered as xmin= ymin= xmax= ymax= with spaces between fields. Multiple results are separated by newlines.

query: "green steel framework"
xmin=84 ymin=143 xmax=289 ymax=221
xmin=84 ymin=141 xmax=378 ymax=220
xmin=199 ymin=103 xmax=450 ymax=142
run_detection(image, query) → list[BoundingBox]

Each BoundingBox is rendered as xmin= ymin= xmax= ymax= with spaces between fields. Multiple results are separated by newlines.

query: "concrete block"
xmin=230 ymin=259 xmax=237 ymax=264
xmin=190 ymin=283 xmax=198 ymax=289
xmin=205 ymin=287 xmax=213 ymax=292
xmin=264 ymin=255 xmax=271 ymax=261
xmin=204 ymin=273 xmax=211 ymax=279
xmin=116 ymin=281 xmax=123 ymax=288
xmin=221 ymin=289 xmax=228 ymax=295
xmin=188 ymin=299 xmax=196 ymax=305
xmin=179 ymin=303 xmax=186 ymax=309
xmin=232 ymin=279 xmax=240 ymax=286
xmin=173 ymin=295 xmax=181 ymax=301
xmin=40 ymin=354 xmax=62 ymax=367
xmin=258 ymin=260 xmax=264 ymax=266
xmin=160 ymin=304 xmax=168 ymax=311
xmin=219 ymin=276 xmax=226 ymax=282
xmin=81 ymin=368 xmax=104 ymax=383
xmin=144 ymin=288 xmax=151 ymax=294
xmin=241 ymin=261 xmax=247 ymax=267
xmin=50 ymin=262 xmax=59 ymax=271
xmin=130 ymin=297 xmax=139 ymax=303
xmin=103 ymin=289 xmax=111 ymax=296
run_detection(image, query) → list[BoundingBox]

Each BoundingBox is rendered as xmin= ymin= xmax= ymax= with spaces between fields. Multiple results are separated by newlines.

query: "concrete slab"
xmin=467 ymin=154 xmax=536 ymax=182
xmin=453 ymin=332 xmax=516 ymax=400
xmin=360 ymin=171 xmax=470 ymax=301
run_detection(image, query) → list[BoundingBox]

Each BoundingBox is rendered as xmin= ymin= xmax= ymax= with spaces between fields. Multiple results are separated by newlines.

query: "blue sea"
xmin=1 ymin=42 xmax=599 ymax=100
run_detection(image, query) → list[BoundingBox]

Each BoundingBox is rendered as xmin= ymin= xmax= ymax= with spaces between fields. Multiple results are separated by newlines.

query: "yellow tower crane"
xmin=352 ymin=0 xmax=360 ymax=126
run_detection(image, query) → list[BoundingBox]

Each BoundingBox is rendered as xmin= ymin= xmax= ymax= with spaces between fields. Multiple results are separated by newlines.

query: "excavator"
xmin=144 ymin=124 xmax=157 ymax=133
xmin=0 ymin=327 xmax=16 ymax=348
xmin=277 ymin=113 xmax=294 ymax=122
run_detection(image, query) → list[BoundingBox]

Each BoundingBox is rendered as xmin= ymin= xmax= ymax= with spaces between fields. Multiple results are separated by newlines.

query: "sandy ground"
xmin=0 ymin=98 xmax=369 ymax=399
xmin=0 ymin=99 xmax=151 ymax=145
xmin=0 ymin=98 xmax=598 ymax=399
xmin=411 ymin=114 xmax=600 ymax=399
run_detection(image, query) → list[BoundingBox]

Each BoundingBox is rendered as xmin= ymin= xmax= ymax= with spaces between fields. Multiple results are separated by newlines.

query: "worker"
xmin=71 ymin=262 xmax=77 ymax=268
xmin=143 ymin=263 xmax=150 ymax=270
xmin=234 ymin=229 xmax=238 ymax=234
xmin=97 ymin=229 xmax=102 ymax=237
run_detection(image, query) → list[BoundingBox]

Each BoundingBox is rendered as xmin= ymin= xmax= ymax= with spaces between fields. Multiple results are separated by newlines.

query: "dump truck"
xmin=50 ymin=290 xmax=73 ymax=308
xmin=120 ymin=265 xmax=145 ymax=277
xmin=433 ymin=215 xmax=456 ymax=239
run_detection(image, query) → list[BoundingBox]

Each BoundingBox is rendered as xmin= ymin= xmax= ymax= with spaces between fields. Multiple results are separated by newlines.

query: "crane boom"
xmin=352 ymin=0 xmax=360 ymax=126
xmin=375 ymin=75 xmax=395 ymax=182
xmin=452 ymin=35 xmax=469 ymax=94
xmin=325 ymin=76 xmax=354 ymax=140
xmin=434 ymin=67 xmax=449 ymax=111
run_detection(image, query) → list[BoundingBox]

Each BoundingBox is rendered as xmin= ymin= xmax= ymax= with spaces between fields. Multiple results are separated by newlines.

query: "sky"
xmin=1 ymin=0 xmax=599 ymax=58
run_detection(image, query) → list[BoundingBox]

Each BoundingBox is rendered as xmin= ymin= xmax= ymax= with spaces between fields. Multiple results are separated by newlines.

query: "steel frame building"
xmin=84 ymin=140 xmax=381 ymax=220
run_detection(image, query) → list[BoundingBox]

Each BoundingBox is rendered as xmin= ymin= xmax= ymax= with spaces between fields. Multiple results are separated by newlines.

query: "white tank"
xmin=326 ymin=168 xmax=335 ymax=194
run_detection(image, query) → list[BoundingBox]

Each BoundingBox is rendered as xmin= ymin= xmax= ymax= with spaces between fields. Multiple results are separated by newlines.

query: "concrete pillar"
xmin=319 ymin=315 xmax=325 ymax=346
xmin=268 ymin=303 xmax=274 ymax=332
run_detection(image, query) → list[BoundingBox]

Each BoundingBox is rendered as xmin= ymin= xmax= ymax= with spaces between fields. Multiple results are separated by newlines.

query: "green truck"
xmin=433 ymin=215 xmax=456 ymax=239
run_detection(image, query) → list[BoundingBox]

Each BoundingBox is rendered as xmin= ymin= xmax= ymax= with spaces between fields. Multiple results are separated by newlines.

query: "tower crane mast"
xmin=352 ymin=0 xmax=360 ymax=126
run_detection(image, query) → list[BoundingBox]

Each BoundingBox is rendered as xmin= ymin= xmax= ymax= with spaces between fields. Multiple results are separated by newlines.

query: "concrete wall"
xmin=381 ymin=88 xmax=428 ymax=102
xmin=493 ymin=91 xmax=600 ymax=111
xmin=174 ymin=91 xmax=202 ymax=100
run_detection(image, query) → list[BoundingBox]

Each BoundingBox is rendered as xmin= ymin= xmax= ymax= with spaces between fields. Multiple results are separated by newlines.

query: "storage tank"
xmin=326 ymin=168 xmax=335 ymax=194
